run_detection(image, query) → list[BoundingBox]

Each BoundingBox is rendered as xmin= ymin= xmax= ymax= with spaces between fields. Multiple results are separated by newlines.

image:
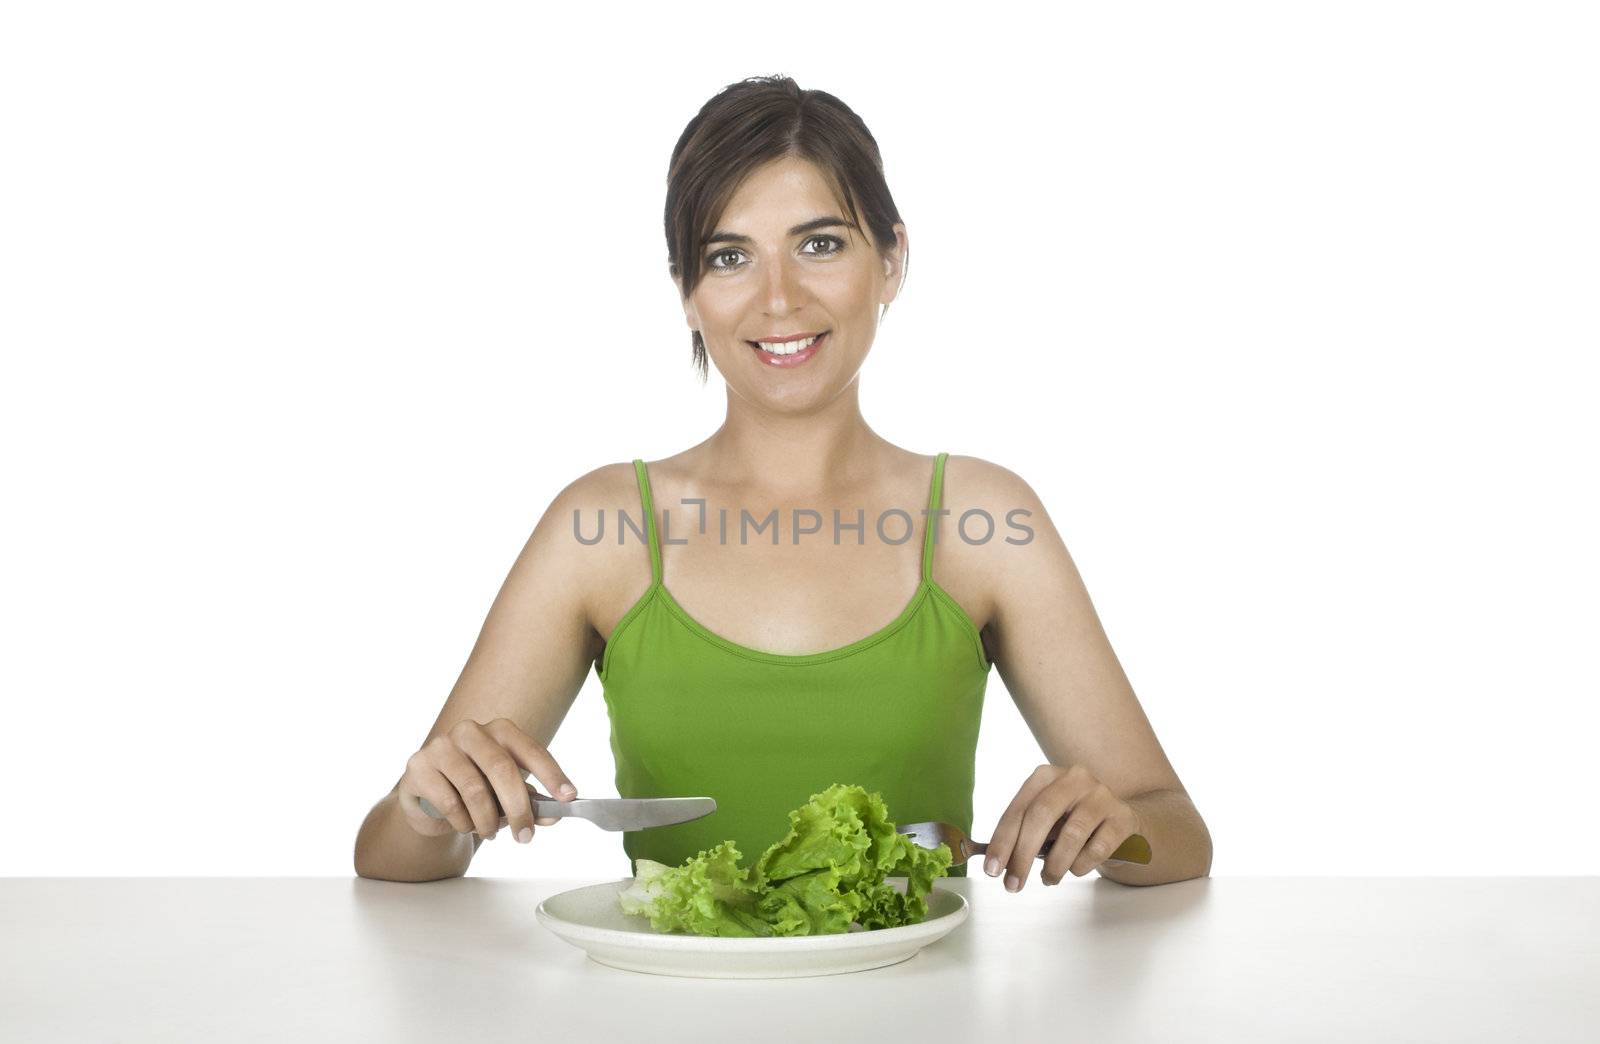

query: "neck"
xmin=700 ymin=381 xmax=887 ymax=495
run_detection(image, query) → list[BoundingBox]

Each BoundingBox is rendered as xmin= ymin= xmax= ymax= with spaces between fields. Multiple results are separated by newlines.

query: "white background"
xmin=2 ymin=2 xmax=1595 ymax=878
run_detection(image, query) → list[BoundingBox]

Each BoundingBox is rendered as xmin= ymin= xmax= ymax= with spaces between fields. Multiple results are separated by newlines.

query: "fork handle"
xmin=968 ymin=833 xmax=1152 ymax=866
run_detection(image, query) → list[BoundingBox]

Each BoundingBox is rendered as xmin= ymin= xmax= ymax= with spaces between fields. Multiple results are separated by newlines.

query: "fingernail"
xmin=1005 ymin=873 xmax=1020 ymax=892
xmin=985 ymin=857 xmax=999 ymax=876
xmin=559 ymin=784 xmax=576 ymax=798
xmin=516 ymin=827 xmax=532 ymax=844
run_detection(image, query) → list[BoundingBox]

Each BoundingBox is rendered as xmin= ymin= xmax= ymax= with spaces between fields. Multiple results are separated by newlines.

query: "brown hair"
xmin=664 ymin=75 xmax=908 ymax=384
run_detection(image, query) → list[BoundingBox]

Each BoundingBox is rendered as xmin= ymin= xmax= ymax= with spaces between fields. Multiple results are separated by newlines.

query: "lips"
xmin=745 ymin=330 xmax=826 ymax=349
xmin=747 ymin=330 xmax=828 ymax=367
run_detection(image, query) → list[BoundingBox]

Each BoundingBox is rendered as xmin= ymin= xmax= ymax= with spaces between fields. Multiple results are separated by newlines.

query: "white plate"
xmin=535 ymin=878 xmax=969 ymax=979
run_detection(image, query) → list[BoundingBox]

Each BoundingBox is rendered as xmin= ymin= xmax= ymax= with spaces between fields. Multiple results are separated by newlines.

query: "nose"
xmin=761 ymin=253 xmax=805 ymax=315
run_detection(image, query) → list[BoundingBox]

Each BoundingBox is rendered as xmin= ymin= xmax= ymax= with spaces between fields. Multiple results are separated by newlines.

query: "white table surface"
xmin=3 ymin=876 xmax=1596 ymax=1042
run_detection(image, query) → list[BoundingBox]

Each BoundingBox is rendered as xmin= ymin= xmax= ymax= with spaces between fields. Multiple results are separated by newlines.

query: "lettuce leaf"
xmin=615 ymin=783 xmax=953 ymax=937
xmin=616 ymin=841 xmax=770 ymax=937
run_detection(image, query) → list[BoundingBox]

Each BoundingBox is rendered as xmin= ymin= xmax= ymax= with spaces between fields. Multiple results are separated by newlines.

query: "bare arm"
xmin=956 ymin=456 xmax=1213 ymax=885
xmin=353 ymin=466 xmax=616 ymax=881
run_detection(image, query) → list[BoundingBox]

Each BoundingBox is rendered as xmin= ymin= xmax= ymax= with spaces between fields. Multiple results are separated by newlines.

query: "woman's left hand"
xmin=983 ymin=763 xmax=1144 ymax=890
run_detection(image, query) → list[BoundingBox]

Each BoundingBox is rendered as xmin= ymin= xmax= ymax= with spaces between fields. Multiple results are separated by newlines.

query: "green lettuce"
xmin=616 ymin=783 xmax=953 ymax=937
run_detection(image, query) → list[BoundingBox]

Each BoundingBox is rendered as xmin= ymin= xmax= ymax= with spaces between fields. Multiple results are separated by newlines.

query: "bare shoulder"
xmin=933 ymin=454 xmax=1066 ymax=630
xmin=548 ymin=460 xmax=641 ymax=515
xmin=523 ymin=460 xmax=647 ymax=631
xmin=530 ymin=460 xmax=639 ymax=548
xmin=940 ymin=453 xmax=1043 ymax=505
xmin=939 ymin=454 xmax=1058 ymax=547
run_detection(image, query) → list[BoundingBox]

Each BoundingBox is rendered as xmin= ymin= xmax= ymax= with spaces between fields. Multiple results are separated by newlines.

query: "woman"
xmin=354 ymin=76 xmax=1212 ymax=890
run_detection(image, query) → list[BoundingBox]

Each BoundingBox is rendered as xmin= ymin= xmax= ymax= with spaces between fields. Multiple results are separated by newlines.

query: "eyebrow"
xmin=702 ymin=216 xmax=857 ymax=247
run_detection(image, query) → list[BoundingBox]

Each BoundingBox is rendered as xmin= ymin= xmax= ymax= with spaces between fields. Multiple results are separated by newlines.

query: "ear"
xmin=879 ymin=223 xmax=908 ymax=307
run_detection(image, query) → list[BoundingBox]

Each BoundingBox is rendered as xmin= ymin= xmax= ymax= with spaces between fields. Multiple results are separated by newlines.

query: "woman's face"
xmin=681 ymin=155 xmax=906 ymax=408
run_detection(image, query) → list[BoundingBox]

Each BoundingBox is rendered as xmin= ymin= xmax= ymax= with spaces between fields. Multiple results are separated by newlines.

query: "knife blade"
xmin=416 ymin=785 xmax=715 ymax=832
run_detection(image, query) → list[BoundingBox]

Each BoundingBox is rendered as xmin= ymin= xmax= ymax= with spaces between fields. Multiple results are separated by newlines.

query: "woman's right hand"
xmin=396 ymin=718 xmax=578 ymax=844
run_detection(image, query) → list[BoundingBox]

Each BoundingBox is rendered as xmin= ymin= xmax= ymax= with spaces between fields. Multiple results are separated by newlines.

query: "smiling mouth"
xmin=747 ymin=331 xmax=828 ymax=356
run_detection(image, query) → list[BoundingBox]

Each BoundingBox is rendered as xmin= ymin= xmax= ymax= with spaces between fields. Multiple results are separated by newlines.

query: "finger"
xmin=983 ymin=766 xmax=1058 ymax=878
xmin=397 ymin=782 xmax=455 ymax=837
xmin=1006 ymin=786 xmax=1078 ymax=892
xmin=527 ymin=784 xmax=567 ymax=826
xmin=401 ymin=760 xmax=473 ymax=836
xmin=1072 ymin=810 xmax=1139 ymax=877
xmin=434 ymin=739 xmax=501 ymax=839
xmin=1010 ymin=771 xmax=1100 ymax=888
xmin=519 ymin=788 xmax=560 ymax=827
xmin=1041 ymin=802 xmax=1106 ymax=884
xmin=462 ymin=723 xmax=539 ymax=844
xmin=490 ymin=719 xmax=577 ymax=836
xmin=491 ymin=718 xmax=578 ymax=806
xmin=490 ymin=795 xmax=556 ymax=832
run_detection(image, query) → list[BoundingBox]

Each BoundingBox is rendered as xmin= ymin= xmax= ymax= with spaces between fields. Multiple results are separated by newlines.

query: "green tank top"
xmin=596 ymin=452 xmax=992 ymax=878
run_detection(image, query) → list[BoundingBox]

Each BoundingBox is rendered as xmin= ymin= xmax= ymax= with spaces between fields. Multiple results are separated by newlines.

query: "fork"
xmin=896 ymin=820 xmax=1153 ymax=867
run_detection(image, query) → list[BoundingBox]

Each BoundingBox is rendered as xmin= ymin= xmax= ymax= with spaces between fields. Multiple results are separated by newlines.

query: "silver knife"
xmin=417 ymin=786 xmax=715 ymax=831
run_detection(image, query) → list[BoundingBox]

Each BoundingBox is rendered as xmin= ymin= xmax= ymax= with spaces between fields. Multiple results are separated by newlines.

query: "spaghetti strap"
xmin=921 ymin=452 xmax=948 ymax=583
xmin=631 ymin=459 xmax=662 ymax=587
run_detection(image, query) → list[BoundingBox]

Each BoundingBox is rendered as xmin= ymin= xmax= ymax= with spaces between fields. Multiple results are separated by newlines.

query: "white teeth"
xmin=755 ymin=333 xmax=820 ymax=355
